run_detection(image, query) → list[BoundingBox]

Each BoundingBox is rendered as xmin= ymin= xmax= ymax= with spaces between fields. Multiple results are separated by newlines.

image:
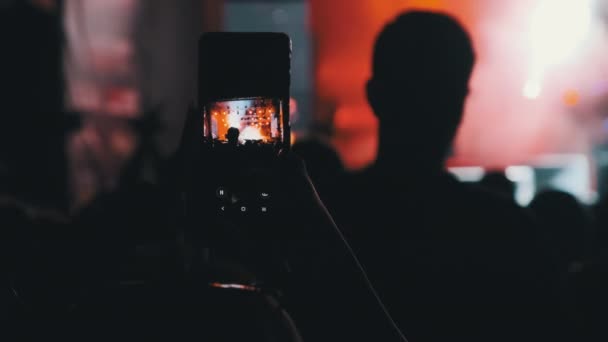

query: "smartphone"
xmin=199 ymin=32 xmax=291 ymax=148
xmin=184 ymin=32 xmax=292 ymax=279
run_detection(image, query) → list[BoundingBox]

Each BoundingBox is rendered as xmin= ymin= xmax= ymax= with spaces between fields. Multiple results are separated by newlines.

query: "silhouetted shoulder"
xmin=347 ymin=169 xmax=562 ymax=342
xmin=350 ymin=167 xmax=532 ymax=226
xmin=432 ymin=174 xmax=547 ymax=251
xmin=448 ymin=176 xmax=534 ymax=224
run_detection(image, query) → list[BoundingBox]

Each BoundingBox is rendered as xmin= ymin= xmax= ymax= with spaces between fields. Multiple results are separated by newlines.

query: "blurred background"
xmin=3 ymin=0 xmax=608 ymax=206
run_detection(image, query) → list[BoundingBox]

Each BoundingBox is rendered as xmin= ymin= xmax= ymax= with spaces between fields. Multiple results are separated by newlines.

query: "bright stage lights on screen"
xmin=239 ymin=126 xmax=264 ymax=141
xmin=524 ymin=0 xmax=593 ymax=99
xmin=529 ymin=0 xmax=592 ymax=68
xmin=228 ymin=112 xmax=241 ymax=128
xmin=523 ymin=79 xmax=542 ymax=99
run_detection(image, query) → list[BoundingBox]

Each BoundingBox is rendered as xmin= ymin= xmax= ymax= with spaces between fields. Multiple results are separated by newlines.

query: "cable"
xmin=311 ymin=187 xmax=409 ymax=342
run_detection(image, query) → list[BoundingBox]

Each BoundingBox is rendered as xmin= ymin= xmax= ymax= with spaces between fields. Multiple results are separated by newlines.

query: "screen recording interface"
xmin=204 ymin=97 xmax=283 ymax=145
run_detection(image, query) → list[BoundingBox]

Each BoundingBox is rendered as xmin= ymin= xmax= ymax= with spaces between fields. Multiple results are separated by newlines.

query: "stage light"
xmin=528 ymin=0 xmax=592 ymax=71
xmin=505 ymin=166 xmax=536 ymax=205
xmin=240 ymin=126 xmax=264 ymax=141
xmin=563 ymin=89 xmax=580 ymax=106
xmin=448 ymin=167 xmax=485 ymax=182
xmin=523 ymin=79 xmax=542 ymax=99
xmin=524 ymin=0 xmax=593 ymax=100
xmin=228 ymin=112 xmax=241 ymax=128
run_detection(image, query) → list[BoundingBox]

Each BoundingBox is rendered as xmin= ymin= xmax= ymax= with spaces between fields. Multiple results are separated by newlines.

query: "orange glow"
xmin=291 ymin=131 xmax=297 ymax=146
xmin=563 ymin=89 xmax=580 ymax=107
xmin=240 ymin=126 xmax=265 ymax=140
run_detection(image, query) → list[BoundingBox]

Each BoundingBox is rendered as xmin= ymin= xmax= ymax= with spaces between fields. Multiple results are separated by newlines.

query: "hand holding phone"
xmin=180 ymin=32 xmax=292 ymax=286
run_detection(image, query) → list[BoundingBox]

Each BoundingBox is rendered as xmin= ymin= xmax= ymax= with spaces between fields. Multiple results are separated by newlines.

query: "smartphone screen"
xmin=198 ymin=32 xmax=291 ymax=148
xmin=203 ymin=97 xmax=284 ymax=145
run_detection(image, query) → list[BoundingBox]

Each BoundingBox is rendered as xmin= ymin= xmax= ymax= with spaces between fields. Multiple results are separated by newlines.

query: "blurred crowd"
xmin=2 ymin=1 xmax=608 ymax=342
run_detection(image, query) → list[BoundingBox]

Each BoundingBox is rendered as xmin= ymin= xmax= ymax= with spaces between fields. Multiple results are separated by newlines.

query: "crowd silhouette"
xmin=2 ymin=2 xmax=608 ymax=341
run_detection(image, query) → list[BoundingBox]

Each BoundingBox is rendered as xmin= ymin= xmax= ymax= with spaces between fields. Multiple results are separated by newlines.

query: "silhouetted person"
xmin=593 ymin=193 xmax=608 ymax=253
xmin=348 ymin=11 xmax=567 ymax=342
xmin=1 ymin=87 xmax=408 ymax=342
xmin=175 ymin=108 xmax=408 ymax=342
xmin=226 ymin=127 xmax=240 ymax=146
xmin=528 ymin=190 xmax=595 ymax=339
xmin=0 ymin=0 xmax=68 ymax=210
xmin=566 ymin=248 xmax=608 ymax=342
xmin=479 ymin=170 xmax=516 ymax=200
xmin=529 ymin=190 xmax=592 ymax=273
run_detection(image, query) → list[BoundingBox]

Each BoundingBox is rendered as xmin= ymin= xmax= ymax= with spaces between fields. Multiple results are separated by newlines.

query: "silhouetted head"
xmin=226 ymin=127 xmax=240 ymax=146
xmin=529 ymin=190 xmax=592 ymax=266
xmin=479 ymin=171 xmax=516 ymax=199
xmin=367 ymin=11 xmax=475 ymax=170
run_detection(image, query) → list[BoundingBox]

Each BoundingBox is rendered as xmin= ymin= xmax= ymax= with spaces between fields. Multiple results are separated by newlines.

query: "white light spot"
xmin=523 ymin=80 xmax=542 ymax=99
